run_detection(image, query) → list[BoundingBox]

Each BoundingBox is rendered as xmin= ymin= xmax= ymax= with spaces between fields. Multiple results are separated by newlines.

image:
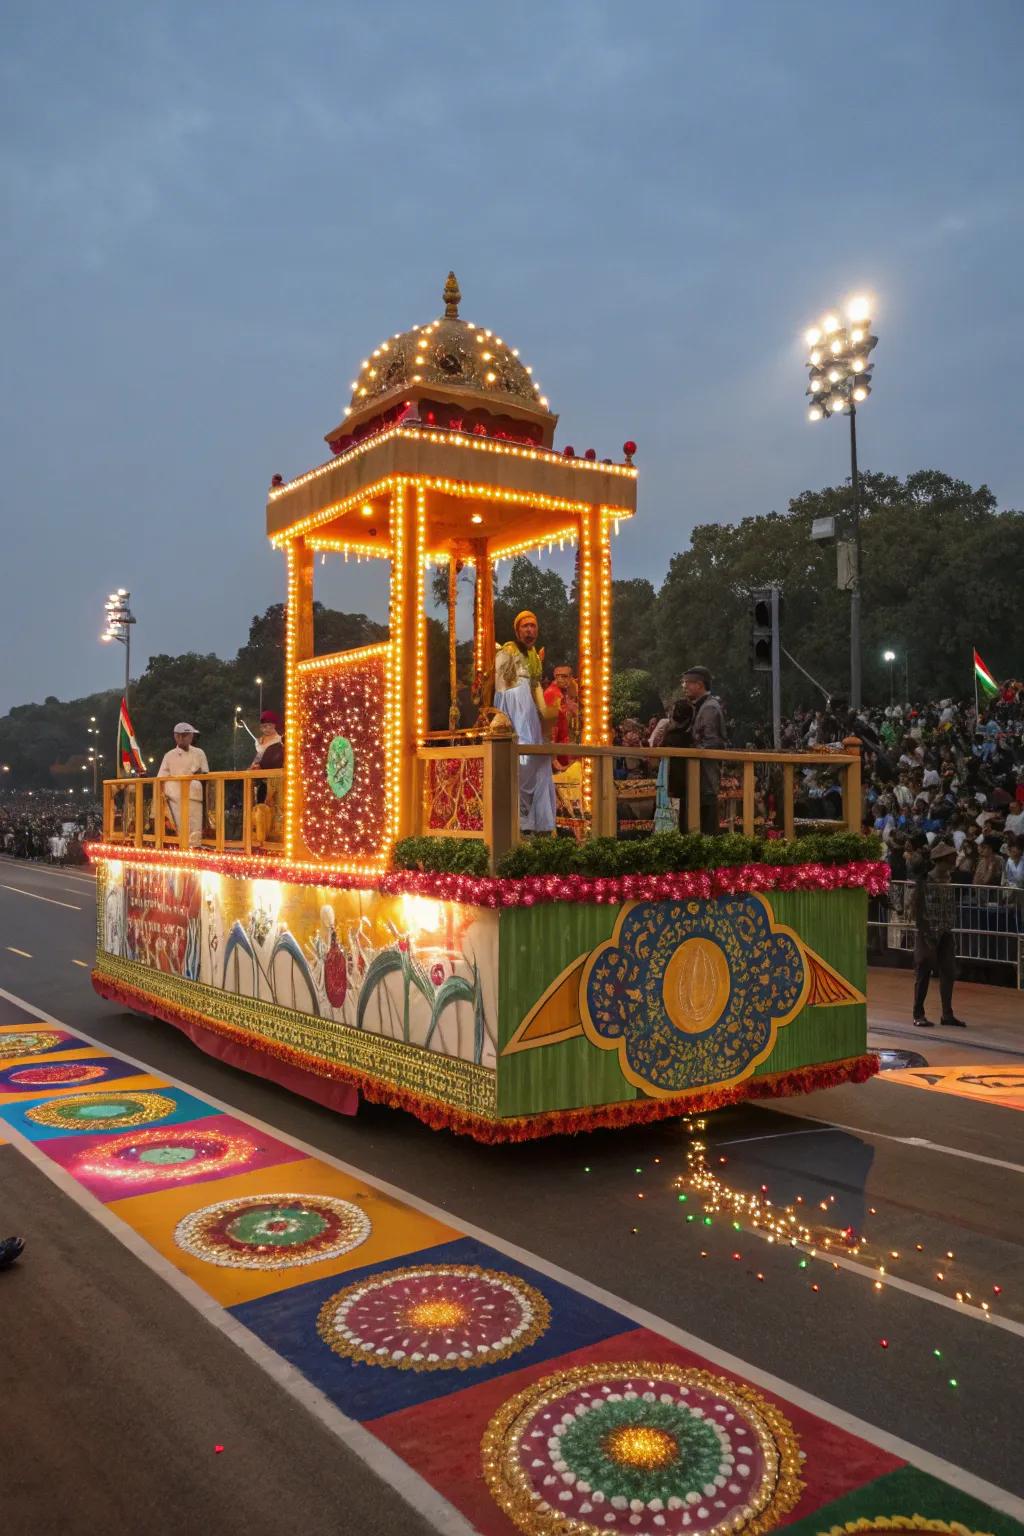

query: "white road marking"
xmin=1 ymin=884 xmax=81 ymax=910
xmin=71 ymin=960 xmax=90 ymax=969
xmin=789 ymin=1114 xmax=1024 ymax=1177
xmin=712 ymin=1127 xmax=838 ymax=1148
xmin=5 ymin=947 xmax=31 ymax=958
xmin=0 ymin=857 xmax=95 ymax=888
xmin=1 ymin=981 xmax=1021 ymax=1523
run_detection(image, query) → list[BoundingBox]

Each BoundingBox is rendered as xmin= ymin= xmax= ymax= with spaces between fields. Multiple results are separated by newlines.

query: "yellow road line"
xmin=6 ymin=947 xmax=32 ymax=959
xmin=72 ymin=959 xmax=89 ymax=969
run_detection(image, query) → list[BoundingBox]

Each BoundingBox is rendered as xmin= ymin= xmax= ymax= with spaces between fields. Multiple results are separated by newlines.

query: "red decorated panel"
xmin=425 ymin=755 xmax=484 ymax=832
xmin=299 ymin=650 xmax=389 ymax=861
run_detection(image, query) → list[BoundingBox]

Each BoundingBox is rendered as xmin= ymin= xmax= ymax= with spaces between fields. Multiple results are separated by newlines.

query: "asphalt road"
xmin=1 ymin=856 xmax=1022 ymax=1529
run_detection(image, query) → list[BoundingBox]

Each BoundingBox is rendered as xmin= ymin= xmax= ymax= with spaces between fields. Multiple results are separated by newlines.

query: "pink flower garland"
xmin=85 ymin=842 xmax=889 ymax=906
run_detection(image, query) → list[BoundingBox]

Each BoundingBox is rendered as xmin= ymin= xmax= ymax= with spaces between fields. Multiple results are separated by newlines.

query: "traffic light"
xmin=750 ymin=588 xmax=775 ymax=672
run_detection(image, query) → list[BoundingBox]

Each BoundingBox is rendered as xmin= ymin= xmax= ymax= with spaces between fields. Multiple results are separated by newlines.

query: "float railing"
xmin=415 ymin=734 xmax=862 ymax=861
xmin=102 ymin=770 xmax=284 ymax=856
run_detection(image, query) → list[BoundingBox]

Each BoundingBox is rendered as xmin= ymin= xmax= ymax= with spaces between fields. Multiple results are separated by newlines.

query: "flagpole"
xmin=974 ymin=656 xmax=979 ymax=723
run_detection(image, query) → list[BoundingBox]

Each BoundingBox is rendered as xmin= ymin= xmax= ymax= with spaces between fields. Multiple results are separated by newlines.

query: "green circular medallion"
xmin=326 ymin=735 xmax=355 ymax=798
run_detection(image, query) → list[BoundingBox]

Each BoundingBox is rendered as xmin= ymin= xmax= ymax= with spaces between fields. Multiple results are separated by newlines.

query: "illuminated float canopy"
xmin=89 ymin=273 xmax=875 ymax=1145
xmin=268 ymin=272 xmax=637 ymax=873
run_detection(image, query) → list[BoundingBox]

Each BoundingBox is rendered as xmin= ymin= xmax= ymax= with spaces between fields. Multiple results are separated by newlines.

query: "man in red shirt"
xmin=544 ymin=664 xmax=578 ymax=771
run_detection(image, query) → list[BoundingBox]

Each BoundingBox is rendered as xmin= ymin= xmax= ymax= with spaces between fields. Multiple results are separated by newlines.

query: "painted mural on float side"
xmin=100 ymin=864 xmax=498 ymax=1068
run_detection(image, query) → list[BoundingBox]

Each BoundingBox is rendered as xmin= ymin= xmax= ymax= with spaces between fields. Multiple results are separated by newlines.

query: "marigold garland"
xmin=86 ymin=841 xmax=889 ymax=906
xmin=91 ymin=970 xmax=877 ymax=1143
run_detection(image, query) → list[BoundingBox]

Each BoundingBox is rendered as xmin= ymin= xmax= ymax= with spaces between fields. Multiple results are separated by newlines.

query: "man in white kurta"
xmin=493 ymin=610 xmax=557 ymax=834
xmin=157 ymin=723 xmax=209 ymax=847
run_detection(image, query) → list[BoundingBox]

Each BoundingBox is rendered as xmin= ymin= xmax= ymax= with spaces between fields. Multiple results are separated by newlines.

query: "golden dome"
xmin=332 ymin=273 xmax=556 ymax=446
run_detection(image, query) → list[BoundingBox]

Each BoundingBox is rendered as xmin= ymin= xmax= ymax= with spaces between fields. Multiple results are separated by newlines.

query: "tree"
xmin=654 ymin=469 xmax=1023 ymax=737
xmin=611 ymin=578 xmax=658 ymax=672
xmin=610 ymin=669 xmax=664 ymax=726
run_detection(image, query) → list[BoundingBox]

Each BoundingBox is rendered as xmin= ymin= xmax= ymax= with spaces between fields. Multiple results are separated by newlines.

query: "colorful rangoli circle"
xmin=481 ymin=1362 xmax=802 ymax=1536
xmin=74 ymin=1126 xmax=263 ymax=1186
xmin=0 ymin=1030 xmax=66 ymax=1060
xmin=317 ymin=1263 xmax=550 ymax=1372
xmin=6 ymin=1062 xmax=108 ymax=1088
xmin=173 ymin=1193 xmax=371 ymax=1269
xmin=25 ymin=1090 xmax=177 ymax=1131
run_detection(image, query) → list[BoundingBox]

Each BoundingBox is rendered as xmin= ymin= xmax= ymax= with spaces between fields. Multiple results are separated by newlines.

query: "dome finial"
xmin=443 ymin=270 xmax=461 ymax=319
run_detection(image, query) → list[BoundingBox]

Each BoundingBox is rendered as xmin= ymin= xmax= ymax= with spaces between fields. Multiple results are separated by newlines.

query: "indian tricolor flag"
xmin=117 ymin=697 xmax=146 ymax=775
xmin=973 ymin=649 xmax=999 ymax=698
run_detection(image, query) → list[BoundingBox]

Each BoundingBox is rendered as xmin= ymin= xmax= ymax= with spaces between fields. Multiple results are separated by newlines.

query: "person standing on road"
xmin=681 ymin=667 xmax=726 ymax=835
xmin=910 ymin=839 xmax=967 ymax=1029
xmin=157 ymin=723 xmax=209 ymax=848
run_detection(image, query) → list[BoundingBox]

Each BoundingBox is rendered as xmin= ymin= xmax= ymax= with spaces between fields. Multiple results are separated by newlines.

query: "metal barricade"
xmin=869 ymin=879 xmax=1024 ymax=986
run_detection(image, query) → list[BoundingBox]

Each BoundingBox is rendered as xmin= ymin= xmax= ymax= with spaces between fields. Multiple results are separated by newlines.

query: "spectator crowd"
xmin=610 ymin=678 xmax=1024 ymax=893
xmin=0 ymin=791 xmax=100 ymax=865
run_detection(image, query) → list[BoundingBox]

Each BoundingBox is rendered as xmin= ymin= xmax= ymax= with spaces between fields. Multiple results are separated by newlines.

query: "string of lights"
xmin=267 ymin=424 xmax=638 ymax=506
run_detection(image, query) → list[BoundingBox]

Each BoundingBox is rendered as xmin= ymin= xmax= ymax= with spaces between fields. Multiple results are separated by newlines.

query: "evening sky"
xmin=1 ymin=1 xmax=1020 ymax=711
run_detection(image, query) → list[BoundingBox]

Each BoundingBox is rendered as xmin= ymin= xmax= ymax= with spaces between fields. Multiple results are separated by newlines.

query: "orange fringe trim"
xmin=92 ymin=971 xmax=878 ymax=1144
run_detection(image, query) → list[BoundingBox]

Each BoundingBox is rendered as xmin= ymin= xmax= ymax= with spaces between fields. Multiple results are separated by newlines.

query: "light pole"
xmin=255 ymin=675 xmax=264 ymax=717
xmin=100 ymin=589 xmax=137 ymax=777
xmin=883 ymin=649 xmax=896 ymax=704
xmin=87 ymin=716 xmax=100 ymax=795
xmin=804 ymin=297 xmax=878 ymax=712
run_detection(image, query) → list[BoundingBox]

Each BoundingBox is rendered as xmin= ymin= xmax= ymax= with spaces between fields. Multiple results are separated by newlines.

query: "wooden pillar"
xmin=388 ymin=480 xmax=426 ymax=843
xmin=472 ymin=537 xmax=494 ymax=708
xmin=447 ymin=557 xmax=460 ymax=731
xmin=284 ymin=536 xmax=314 ymax=859
xmin=842 ymin=736 xmax=863 ymax=834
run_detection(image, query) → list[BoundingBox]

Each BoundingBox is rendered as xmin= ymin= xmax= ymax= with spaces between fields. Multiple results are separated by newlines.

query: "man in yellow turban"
xmin=494 ymin=610 xmax=557 ymax=832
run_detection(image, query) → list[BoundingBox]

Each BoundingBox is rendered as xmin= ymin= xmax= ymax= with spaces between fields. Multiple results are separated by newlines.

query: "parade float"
xmin=89 ymin=274 xmax=885 ymax=1141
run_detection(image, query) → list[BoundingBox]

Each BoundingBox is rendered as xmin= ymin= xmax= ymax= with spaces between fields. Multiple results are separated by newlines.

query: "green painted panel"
xmin=756 ymin=888 xmax=868 ymax=1075
xmin=497 ymin=904 xmax=634 ymax=1116
xmin=770 ymin=888 xmax=867 ymax=988
xmin=496 ymin=889 xmax=869 ymax=1115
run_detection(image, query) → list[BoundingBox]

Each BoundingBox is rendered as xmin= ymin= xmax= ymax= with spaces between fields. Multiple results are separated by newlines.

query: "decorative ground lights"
xmin=317 ymin=1262 xmax=550 ymax=1371
xmin=172 ymin=1192 xmax=371 ymax=1269
xmin=481 ymin=1363 xmax=802 ymax=1536
xmin=25 ymin=1090 xmax=177 ymax=1131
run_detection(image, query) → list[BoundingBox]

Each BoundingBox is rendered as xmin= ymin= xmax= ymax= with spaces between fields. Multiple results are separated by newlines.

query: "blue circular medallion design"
xmin=582 ymin=896 xmax=808 ymax=1096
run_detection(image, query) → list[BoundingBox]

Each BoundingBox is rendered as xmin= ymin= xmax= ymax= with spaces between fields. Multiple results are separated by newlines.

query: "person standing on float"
xmin=494 ymin=610 xmax=557 ymax=834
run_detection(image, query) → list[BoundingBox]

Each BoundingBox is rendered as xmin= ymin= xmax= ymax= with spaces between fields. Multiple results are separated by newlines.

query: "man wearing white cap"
xmin=157 ymin=724 xmax=209 ymax=847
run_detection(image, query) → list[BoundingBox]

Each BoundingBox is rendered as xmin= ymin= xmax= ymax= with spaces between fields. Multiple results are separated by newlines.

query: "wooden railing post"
xmin=741 ymin=760 xmax=756 ymax=837
xmin=215 ymin=779 xmax=225 ymax=852
xmin=842 ymin=737 xmax=863 ymax=834
xmin=134 ymin=780 xmax=143 ymax=848
xmin=594 ymin=752 xmax=618 ymax=839
xmin=241 ymin=774 xmax=253 ymax=855
xmin=685 ymin=758 xmax=701 ymax=833
xmin=154 ymin=779 xmax=165 ymax=849
xmin=782 ymin=762 xmax=795 ymax=841
xmin=483 ymin=733 xmax=519 ymax=869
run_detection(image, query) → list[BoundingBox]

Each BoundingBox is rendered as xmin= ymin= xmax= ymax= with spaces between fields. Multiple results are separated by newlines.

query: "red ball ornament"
xmin=584 ymin=448 xmax=596 ymax=460
xmin=563 ymin=445 xmax=576 ymax=457
xmin=623 ymin=440 xmax=637 ymax=461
